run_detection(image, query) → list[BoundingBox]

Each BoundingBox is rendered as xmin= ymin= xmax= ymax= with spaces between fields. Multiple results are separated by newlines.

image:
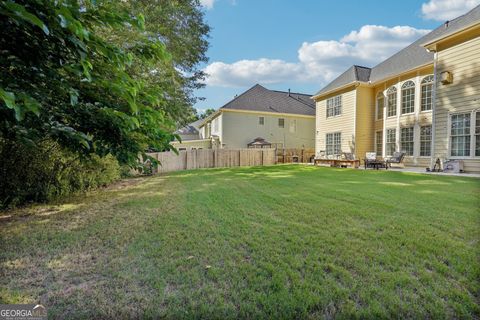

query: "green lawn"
xmin=1 ymin=165 xmax=479 ymax=319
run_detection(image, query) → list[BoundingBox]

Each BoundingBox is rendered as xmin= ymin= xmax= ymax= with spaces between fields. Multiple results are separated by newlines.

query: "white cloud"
xmin=421 ymin=0 xmax=480 ymax=21
xmin=204 ymin=25 xmax=430 ymax=88
xmin=204 ymin=59 xmax=302 ymax=87
xmin=200 ymin=0 xmax=215 ymax=10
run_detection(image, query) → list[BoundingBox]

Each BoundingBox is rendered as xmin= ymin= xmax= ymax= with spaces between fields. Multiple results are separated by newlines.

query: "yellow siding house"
xmin=312 ymin=6 xmax=480 ymax=172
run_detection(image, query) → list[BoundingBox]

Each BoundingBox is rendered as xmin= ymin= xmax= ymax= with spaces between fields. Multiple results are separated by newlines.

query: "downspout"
xmin=353 ymin=82 xmax=360 ymax=157
xmin=430 ymin=50 xmax=438 ymax=169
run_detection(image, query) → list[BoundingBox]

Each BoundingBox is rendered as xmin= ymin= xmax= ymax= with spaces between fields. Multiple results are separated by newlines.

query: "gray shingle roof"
xmin=314 ymin=5 xmax=480 ymax=95
xmin=315 ymin=65 xmax=371 ymax=96
xmin=220 ymin=84 xmax=315 ymax=116
xmin=175 ymin=118 xmax=203 ymax=135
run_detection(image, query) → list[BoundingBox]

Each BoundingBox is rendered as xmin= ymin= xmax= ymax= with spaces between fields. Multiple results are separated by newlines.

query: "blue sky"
xmin=194 ymin=0 xmax=479 ymax=113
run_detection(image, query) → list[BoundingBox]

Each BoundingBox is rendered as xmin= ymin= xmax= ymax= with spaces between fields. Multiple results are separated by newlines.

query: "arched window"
xmin=401 ymin=80 xmax=415 ymax=114
xmin=376 ymin=92 xmax=384 ymax=120
xmin=421 ymin=75 xmax=434 ymax=111
xmin=387 ymin=86 xmax=397 ymax=117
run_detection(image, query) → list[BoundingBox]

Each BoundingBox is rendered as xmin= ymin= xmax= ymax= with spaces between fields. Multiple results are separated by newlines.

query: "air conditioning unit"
xmin=440 ymin=71 xmax=453 ymax=84
xmin=443 ymin=160 xmax=464 ymax=173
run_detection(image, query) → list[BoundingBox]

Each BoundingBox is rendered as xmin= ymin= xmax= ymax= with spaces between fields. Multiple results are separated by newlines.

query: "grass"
xmin=0 ymin=165 xmax=479 ymax=319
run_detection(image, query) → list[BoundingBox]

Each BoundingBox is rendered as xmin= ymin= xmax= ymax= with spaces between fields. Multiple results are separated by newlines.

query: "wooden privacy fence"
xmin=148 ymin=148 xmax=276 ymax=173
xmin=276 ymin=148 xmax=315 ymax=164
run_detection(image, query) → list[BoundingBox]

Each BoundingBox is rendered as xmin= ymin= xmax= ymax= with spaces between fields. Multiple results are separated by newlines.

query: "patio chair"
xmin=364 ymin=152 xmax=386 ymax=170
xmin=342 ymin=152 xmax=355 ymax=161
xmin=385 ymin=152 xmax=406 ymax=168
xmin=364 ymin=152 xmax=376 ymax=169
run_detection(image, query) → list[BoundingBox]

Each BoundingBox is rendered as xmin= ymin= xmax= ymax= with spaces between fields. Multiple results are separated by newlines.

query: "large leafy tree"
xmin=101 ymin=0 xmax=210 ymax=126
xmin=0 ymin=0 xmax=207 ymax=166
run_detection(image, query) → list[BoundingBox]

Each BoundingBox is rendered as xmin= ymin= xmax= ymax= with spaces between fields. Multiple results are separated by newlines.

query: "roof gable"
xmin=314 ymin=65 xmax=371 ymax=96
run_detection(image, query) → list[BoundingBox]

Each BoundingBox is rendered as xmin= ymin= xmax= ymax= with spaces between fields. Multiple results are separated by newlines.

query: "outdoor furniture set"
xmin=314 ymin=151 xmax=406 ymax=170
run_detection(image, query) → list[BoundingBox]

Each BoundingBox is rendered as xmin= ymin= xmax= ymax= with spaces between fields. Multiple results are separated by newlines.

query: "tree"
xmin=0 ymin=0 xmax=199 ymax=166
xmin=200 ymin=108 xmax=216 ymax=119
xmin=101 ymin=0 xmax=210 ymax=126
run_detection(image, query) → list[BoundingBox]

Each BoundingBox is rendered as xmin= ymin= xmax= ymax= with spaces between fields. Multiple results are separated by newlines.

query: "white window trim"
xmin=420 ymin=75 xmax=434 ymax=112
xmin=447 ymin=111 xmax=479 ymax=159
xmin=400 ymin=126 xmax=415 ymax=157
xmin=326 ymin=95 xmax=342 ymax=118
xmin=420 ymin=109 xmax=433 ymax=114
xmin=375 ymin=131 xmax=383 ymax=155
xmin=385 ymin=127 xmax=397 ymax=156
xmin=419 ymin=124 xmax=432 ymax=158
xmin=325 ymin=131 xmax=342 ymax=156
xmin=376 ymin=93 xmax=384 ymax=121
xmin=386 ymin=87 xmax=397 ymax=118
xmin=400 ymin=80 xmax=416 ymax=115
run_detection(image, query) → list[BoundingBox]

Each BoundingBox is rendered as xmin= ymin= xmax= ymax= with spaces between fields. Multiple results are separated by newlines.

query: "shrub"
xmin=0 ymin=139 xmax=120 ymax=209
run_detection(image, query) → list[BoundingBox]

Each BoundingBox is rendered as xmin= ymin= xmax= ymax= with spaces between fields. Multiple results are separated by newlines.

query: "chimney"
xmin=444 ymin=20 xmax=449 ymax=29
xmin=288 ymin=88 xmax=291 ymax=96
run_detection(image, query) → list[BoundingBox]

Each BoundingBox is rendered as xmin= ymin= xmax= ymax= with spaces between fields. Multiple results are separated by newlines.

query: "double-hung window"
xmin=376 ymin=93 xmax=384 ymax=120
xmin=259 ymin=117 xmax=264 ymax=125
xmin=326 ymin=95 xmax=342 ymax=117
xmin=278 ymin=118 xmax=285 ymax=128
xmin=420 ymin=125 xmax=432 ymax=156
xmin=326 ymin=132 xmax=341 ymax=156
xmin=385 ymin=128 xmax=396 ymax=156
xmin=387 ymin=87 xmax=397 ymax=117
xmin=450 ymin=113 xmax=471 ymax=156
xmin=376 ymin=131 xmax=383 ymax=155
xmin=421 ymin=75 xmax=434 ymax=111
xmin=401 ymin=81 xmax=415 ymax=114
xmin=400 ymin=127 xmax=414 ymax=156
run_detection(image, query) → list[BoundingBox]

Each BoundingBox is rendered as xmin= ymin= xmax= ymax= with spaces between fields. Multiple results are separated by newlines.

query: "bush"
xmin=0 ymin=139 xmax=120 ymax=209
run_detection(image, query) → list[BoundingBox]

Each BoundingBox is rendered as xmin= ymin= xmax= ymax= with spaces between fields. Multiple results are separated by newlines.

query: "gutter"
xmin=311 ymin=81 xmax=360 ymax=101
xmin=422 ymin=21 xmax=480 ymax=50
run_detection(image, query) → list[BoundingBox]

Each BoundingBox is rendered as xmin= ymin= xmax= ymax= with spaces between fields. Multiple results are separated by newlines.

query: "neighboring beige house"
xmin=171 ymin=118 xmax=211 ymax=150
xmin=199 ymin=84 xmax=316 ymax=149
xmin=312 ymin=6 xmax=480 ymax=172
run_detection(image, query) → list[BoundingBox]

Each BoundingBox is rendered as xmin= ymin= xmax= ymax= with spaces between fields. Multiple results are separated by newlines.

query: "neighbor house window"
xmin=401 ymin=81 xmax=415 ymax=114
xmin=289 ymin=119 xmax=296 ymax=133
xmin=259 ymin=116 xmax=264 ymax=125
xmin=421 ymin=75 xmax=434 ymax=111
xmin=326 ymin=132 xmax=341 ymax=156
xmin=387 ymin=86 xmax=397 ymax=117
xmin=376 ymin=131 xmax=383 ymax=155
xmin=386 ymin=128 xmax=396 ymax=156
xmin=400 ymin=127 xmax=414 ymax=156
xmin=420 ymin=125 xmax=432 ymax=156
xmin=376 ymin=92 xmax=384 ymax=120
xmin=450 ymin=113 xmax=471 ymax=156
xmin=326 ymin=95 xmax=342 ymax=117
xmin=278 ymin=118 xmax=285 ymax=128
xmin=476 ymin=113 xmax=480 ymax=156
